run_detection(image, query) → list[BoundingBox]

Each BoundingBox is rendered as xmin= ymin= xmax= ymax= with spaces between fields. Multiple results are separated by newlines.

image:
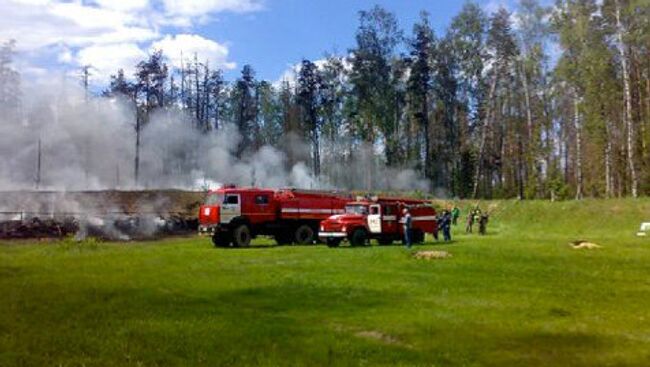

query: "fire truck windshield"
xmin=345 ymin=205 xmax=368 ymax=215
xmin=205 ymin=193 xmax=224 ymax=205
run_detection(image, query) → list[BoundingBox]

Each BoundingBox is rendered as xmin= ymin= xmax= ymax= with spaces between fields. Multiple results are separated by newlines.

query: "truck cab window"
xmin=225 ymin=195 xmax=239 ymax=205
xmin=255 ymin=195 xmax=269 ymax=205
xmin=205 ymin=193 xmax=224 ymax=205
xmin=370 ymin=206 xmax=379 ymax=215
xmin=345 ymin=205 xmax=368 ymax=215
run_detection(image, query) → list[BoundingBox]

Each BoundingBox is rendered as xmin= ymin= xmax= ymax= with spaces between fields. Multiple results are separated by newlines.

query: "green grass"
xmin=1 ymin=199 xmax=650 ymax=366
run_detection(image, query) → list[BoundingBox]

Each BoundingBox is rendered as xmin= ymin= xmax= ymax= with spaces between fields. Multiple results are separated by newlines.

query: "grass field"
xmin=1 ymin=199 xmax=650 ymax=366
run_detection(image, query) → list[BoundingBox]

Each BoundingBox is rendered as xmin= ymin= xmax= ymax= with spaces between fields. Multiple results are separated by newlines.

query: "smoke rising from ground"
xmin=0 ymin=78 xmax=430 ymax=192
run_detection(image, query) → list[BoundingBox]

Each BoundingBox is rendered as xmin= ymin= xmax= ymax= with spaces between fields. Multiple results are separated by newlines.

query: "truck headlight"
xmin=320 ymin=225 xmax=324 ymax=231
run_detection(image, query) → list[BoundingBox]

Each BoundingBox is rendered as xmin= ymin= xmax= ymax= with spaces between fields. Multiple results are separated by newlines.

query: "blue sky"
xmin=0 ymin=0 xmax=517 ymax=85
xmin=207 ymin=0 xmax=477 ymax=80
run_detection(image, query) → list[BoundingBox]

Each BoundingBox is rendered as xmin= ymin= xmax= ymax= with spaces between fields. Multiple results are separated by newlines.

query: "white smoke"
xmin=0 ymin=77 xmax=430 ymax=192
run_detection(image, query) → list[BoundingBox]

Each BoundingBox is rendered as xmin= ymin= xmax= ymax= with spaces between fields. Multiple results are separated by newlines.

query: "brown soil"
xmin=569 ymin=240 xmax=601 ymax=249
xmin=413 ymin=250 xmax=452 ymax=260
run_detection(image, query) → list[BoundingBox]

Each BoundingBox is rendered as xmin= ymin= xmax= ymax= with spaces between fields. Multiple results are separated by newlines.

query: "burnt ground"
xmin=0 ymin=190 xmax=205 ymax=240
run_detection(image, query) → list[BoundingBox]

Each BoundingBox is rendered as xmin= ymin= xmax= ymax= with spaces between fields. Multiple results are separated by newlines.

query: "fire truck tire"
xmin=232 ymin=224 xmax=252 ymax=247
xmin=378 ymin=237 xmax=394 ymax=246
xmin=294 ymin=225 xmax=315 ymax=245
xmin=212 ymin=233 xmax=231 ymax=247
xmin=326 ymin=238 xmax=342 ymax=248
xmin=349 ymin=228 xmax=368 ymax=247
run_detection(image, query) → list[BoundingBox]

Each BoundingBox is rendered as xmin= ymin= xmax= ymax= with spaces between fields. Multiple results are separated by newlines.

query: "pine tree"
xmin=232 ymin=65 xmax=259 ymax=157
xmin=407 ymin=11 xmax=435 ymax=185
xmin=296 ymin=59 xmax=324 ymax=177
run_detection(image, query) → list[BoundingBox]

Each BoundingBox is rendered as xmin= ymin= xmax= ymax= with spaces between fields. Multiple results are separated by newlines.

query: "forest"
xmin=1 ymin=0 xmax=649 ymax=199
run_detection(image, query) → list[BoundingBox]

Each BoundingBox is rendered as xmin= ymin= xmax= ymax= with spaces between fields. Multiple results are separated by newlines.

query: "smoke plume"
xmin=0 ymin=78 xmax=430 ymax=192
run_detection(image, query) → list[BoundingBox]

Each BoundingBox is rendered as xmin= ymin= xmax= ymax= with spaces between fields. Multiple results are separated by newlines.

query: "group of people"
xmin=402 ymin=204 xmax=490 ymax=249
xmin=466 ymin=207 xmax=489 ymax=235
xmin=433 ymin=210 xmax=454 ymax=242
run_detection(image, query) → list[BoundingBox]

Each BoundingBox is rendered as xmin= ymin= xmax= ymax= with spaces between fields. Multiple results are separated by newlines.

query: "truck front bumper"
xmin=319 ymin=232 xmax=347 ymax=238
xmin=198 ymin=224 xmax=219 ymax=236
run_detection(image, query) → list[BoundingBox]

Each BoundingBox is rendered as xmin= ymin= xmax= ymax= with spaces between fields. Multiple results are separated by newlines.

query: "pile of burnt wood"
xmin=0 ymin=217 xmax=78 ymax=239
xmin=0 ymin=214 xmax=198 ymax=240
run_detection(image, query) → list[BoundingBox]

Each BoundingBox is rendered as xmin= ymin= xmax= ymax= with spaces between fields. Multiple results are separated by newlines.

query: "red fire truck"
xmin=198 ymin=185 xmax=352 ymax=247
xmin=318 ymin=197 xmax=437 ymax=247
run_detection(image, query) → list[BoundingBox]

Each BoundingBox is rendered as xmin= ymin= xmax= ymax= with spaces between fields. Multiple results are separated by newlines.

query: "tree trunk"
xmin=134 ymin=112 xmax=141 ymax=187
xmin=519 ymin=59 xmax=534 ymax=149
xmin=641 ymin=77 xmax=650 ymax=162
xmin=472 ymin=67 xmax=499 ymax=198
xmin=604 ymin=117 xmax=613 ymax=198
xmin=615 ymin=0 xmax=638 ymax=198
xmin=574 ymin=94 xmax=583 ymax=200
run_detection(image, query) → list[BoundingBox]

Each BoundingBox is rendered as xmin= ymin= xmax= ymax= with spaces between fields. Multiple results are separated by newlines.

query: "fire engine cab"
xmin=318 ymin=197 xmax=437 ymax=247
xmin=198 ymin=185 xmax=351 ymax=247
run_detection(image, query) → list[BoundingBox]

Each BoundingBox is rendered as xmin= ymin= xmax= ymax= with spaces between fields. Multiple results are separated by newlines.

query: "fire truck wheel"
xmin=326 ymin=238 xmax=341 ymax=248
xmin=232 ymin=224 xmax=252 ymax=247
xmin=211 ymin=234 xmax=230 ymax=247
xmin=294 ymin=225 xmax=315 ymax=245
xmin=349 ymin=228 xmax=368 ymax=247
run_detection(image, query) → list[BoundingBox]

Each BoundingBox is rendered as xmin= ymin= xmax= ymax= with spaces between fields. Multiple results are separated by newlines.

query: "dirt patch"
xmin=413 ymin=250 xmax=452 ymax=260
xmin=356 ymin=330 xmax=407 ymax=347
xmin=569 ymin=241 xmax=601 ymax=250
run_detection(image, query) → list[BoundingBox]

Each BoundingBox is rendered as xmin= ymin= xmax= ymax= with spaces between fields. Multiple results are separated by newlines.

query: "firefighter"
xmin=451 ymin=206 xmax=460 ymax=226
xmin=465 ymin=211 xmax=474 ymax=233
xmin=402 ymin=207 xmax=413 ymax=249
xmin=479 ymin=213 xmax=489 ymax=235
xmin=441 ymin=210 xmax=452 ymax=242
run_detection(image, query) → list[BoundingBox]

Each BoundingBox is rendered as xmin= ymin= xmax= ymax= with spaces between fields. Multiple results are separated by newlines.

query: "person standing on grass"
xmin=451 ymin=206 xmax=460 ymax=226
xmin=402 ymin=207 xmax=412 ymax=249
xmin=465 ymin=210 xmax=474 ymax=233
xmin=441 ymin=210 xmax=452 ymax=242
xmin=479 ymin=213 xmax=489 ymax=235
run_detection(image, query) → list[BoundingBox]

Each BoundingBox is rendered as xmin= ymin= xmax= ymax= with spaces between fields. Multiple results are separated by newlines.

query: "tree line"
xmin=2 ymin=0 xmax=649 ymax=198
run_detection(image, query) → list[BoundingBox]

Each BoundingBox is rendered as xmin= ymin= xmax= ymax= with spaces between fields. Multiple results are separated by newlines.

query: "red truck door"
xmin=382 ymin=203 xmax=399 ymax=234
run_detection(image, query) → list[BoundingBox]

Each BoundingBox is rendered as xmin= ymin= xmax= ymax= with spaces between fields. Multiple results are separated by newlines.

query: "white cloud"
xmin=1 ymin=0 xmax=264 ymax=86
xmin=274 ymin=57 xmax=351 ymax=89
xmin=151 ymin=34 xmax=236 ymax=71
xmin=162 ymin=0 xmax=263 ymax=18
xmin=483 ymin=0 xmax=513 ymax=15
xmin=57 ymin=48 xmax=73 ymax=63
xmin=93 ymin=0 xmax=150 ymax=12
xmin=159 ymin=0 xmax=264 ymax=28
xmin=0 ymin=0 xmax=157 ymax=50
xmin=77 ymin=43 xmax=147 ymax=84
